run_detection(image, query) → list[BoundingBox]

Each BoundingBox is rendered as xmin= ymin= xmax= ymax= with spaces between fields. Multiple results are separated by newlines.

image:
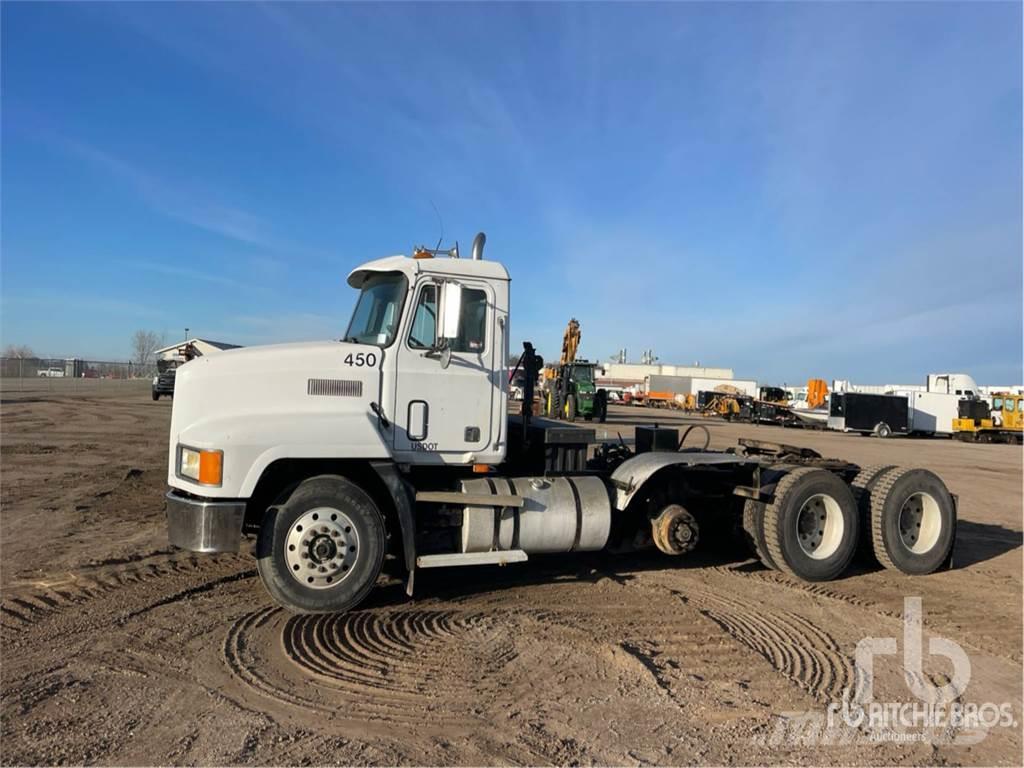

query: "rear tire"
xmin=873 ymin=422 xmax=893 ymax=438
xmin=763 ymin=468 xmax=859 ymax=581
xmin=257 ymin=475 xmax=386 ymax=614
xmin=870 ymin=467 xmax=955 ymax=575
xmin=742 ymin=499 xmax=778 ymax=569
xmin=849 ymin=464 xmax=897 ymax=559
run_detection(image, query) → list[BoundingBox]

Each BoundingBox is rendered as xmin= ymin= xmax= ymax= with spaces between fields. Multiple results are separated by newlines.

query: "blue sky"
xmin=2 ymin=2 xmax=1021 ymax=385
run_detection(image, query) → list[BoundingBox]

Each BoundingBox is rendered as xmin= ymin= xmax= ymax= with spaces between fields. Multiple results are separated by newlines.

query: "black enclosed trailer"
xmin=828 ymin=392 xmax=909 ymax=437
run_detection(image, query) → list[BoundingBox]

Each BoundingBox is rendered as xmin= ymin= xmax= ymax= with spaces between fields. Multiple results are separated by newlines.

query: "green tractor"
xmin=544 ymin=360 xmax=608 ymax=422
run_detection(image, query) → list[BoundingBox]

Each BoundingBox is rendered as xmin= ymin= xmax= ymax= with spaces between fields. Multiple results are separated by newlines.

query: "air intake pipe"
xmin=471 ymin=232 xmax=486 ymax=260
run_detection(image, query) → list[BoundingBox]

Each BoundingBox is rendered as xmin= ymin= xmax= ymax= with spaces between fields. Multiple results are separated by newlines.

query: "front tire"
xmin=566 ymin=394 xmax=577 ymax=421
xmin=152 ymin=391 xmax=160 ymax=401
xmin=257 ymin=475 xmax=386 ymax=614
xmin=873 ymin=422 xmax=893 ymax=438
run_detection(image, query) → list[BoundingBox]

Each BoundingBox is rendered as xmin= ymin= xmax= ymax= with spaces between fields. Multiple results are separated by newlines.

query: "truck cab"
xmin=345 ymin=253 xmax=510 ymax=464
xmin=165 ymin=236 xmax=522 ymax=610
xmin=167 ymin=242 xmax=509 ymax=491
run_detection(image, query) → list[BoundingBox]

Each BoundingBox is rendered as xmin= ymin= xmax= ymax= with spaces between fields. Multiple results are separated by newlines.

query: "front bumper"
xmin=166 ymin=490 xmax=246 ymax=553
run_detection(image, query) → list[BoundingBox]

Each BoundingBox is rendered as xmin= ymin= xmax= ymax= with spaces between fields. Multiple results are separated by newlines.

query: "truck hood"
xmin=167 ymin=340 xmax=389 ymax=496
xmin=173 ymin=340 xmax=378 ymax=397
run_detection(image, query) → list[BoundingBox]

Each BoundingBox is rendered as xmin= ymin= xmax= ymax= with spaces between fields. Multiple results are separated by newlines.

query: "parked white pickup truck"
xmin=165 ymin=233 xmax=957 ymax=614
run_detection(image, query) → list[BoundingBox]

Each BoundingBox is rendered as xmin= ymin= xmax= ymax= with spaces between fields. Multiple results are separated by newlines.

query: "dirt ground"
xmin=1 ymin=380 xmax=1021 ymax=766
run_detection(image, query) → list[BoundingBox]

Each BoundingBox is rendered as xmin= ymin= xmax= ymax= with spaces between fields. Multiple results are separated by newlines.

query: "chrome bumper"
xmin=165 ymin=490 xmax=246 ymax=553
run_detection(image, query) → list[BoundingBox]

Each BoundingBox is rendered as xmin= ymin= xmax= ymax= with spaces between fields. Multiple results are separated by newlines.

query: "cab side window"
xmin=1005 ymin=399 xmax=1016 ymax=413
xmin=407 ymin=285 xmax=438 ymax=350
xmin=451 ymin=288 xmax=488 ymax=354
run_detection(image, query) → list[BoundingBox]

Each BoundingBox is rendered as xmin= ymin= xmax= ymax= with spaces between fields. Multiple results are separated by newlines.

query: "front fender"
xmin=171 ymin=410 xmax=391 ymax=498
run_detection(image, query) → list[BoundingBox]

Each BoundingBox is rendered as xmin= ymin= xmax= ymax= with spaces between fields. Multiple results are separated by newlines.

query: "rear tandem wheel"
xmin=761 ymin=467 xmax=859 ymax=582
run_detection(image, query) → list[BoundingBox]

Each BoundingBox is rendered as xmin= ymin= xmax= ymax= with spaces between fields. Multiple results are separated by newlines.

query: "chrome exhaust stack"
xmin=471 ymin=232 xmax=486 ymax=260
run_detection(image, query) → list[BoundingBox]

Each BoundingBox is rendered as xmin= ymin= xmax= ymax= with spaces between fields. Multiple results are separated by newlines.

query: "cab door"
xmin=391 ymin=277 xmax=496 ymax=462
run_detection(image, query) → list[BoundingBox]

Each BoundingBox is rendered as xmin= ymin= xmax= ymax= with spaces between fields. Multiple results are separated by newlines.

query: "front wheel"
xmin=257 ymin=475 xmax=386 ymax=614
xmin=566 ymin=394 xmax=577 ymax=421
xmin=152 ymin=391 xmax=160 ymax=401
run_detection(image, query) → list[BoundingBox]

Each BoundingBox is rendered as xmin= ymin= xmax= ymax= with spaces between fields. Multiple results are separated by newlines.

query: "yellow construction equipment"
xmin=953 ymin=393 xmax=1023 ymax=444
xmin=542 ymin=317 xmax=581 ymax=382
xmin=702 ymin=394 xmax=741 ymax=418
xmin=560 ymin=318 xmax=581 ymax=366
xmin=701 ymin=385 xmax=750 ymax=419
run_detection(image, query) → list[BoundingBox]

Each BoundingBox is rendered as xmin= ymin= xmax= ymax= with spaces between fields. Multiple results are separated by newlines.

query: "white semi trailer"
xmin=164 ymin=233 xmax=958 ymax=614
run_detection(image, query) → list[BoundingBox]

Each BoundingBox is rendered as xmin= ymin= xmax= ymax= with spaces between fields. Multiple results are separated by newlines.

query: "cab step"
xmin=415 ymin=550 xmax=528 ymax=569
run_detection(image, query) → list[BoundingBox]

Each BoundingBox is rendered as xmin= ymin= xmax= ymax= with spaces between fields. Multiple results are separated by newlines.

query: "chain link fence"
xmin=1 ymin=356 xmax=155 ymax=392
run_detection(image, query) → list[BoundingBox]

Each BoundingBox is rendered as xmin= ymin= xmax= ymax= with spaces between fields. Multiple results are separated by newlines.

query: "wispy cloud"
xmin=122 ymin=260 xmax=265 ymax=294
xmin=59 ymin=137 xmax=281 ymax=250
xmin=205 ymin=312 xmax=340 ymax=345
xmin=2 ymin=293 xmax=165 ymax=319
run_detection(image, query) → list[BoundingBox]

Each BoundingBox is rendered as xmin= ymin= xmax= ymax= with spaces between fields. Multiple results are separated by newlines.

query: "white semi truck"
xmin=165 ymin=233 xmax=958 ymax=614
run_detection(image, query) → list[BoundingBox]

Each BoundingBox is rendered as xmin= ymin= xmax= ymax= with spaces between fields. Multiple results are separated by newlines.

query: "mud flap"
xmin=370 ymin=461 xmax=418 ymax=596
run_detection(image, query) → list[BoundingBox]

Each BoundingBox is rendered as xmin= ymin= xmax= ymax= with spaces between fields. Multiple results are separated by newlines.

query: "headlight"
xmin=178 ymin=445 xmax=223 ymax=486
xmin=153 ymin=376 xmax=159 ymax=385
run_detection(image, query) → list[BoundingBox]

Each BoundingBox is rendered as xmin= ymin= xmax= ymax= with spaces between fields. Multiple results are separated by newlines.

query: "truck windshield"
xmin=344 ymin=272 xmax=408 ymax=346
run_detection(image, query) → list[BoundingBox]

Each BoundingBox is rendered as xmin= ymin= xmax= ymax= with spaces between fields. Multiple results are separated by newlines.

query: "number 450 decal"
xmin=344 ymin=352 xmax=377 ymax=367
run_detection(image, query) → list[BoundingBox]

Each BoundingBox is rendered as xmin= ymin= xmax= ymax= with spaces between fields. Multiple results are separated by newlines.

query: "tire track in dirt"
xmin=223 ymin=605 xmax=521 ymax=727
xmin=640 ymin=576 xmax=857 ymax=705
xmin=709 ymin=562 xmax=1023 ymax=665
xmin=1 ymin=552 xmax=249 ymax=629
xmin=119 ymin=569 xmax=257 ymax=622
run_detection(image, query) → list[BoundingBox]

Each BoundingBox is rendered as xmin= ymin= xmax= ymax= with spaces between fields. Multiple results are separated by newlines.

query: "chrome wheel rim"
xmin=796 ymin=493 xmax=844 ymax=560
xmin=899 ymin=492 xmax=941 ymax=554
xmin=284 ymin=507 xmax=360 ymax=589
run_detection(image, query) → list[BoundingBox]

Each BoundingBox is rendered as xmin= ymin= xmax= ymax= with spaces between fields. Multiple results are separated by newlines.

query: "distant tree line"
xmin=1 ymin=329 xmax=167 ymax=378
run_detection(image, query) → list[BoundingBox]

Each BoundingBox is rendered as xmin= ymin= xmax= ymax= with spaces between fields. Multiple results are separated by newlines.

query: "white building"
xmin=155 ymin=338 xmax=241 ymax=362
xmin=599 ymin=362 xmax=733 ymax=389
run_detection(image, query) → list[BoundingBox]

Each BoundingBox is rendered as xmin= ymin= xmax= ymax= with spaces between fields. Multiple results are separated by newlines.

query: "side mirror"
xmin=439 ymin=346 xmax=452 ymax=370
xmin=439 ymin=281 xmax=462 ymax=340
